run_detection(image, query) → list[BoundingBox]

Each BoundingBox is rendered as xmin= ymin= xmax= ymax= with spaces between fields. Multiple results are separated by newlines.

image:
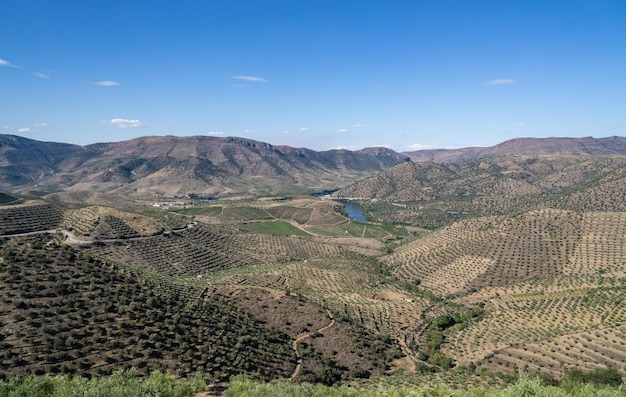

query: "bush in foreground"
xmin=0 ymin=368 xmax=205 ymax=397
xmin=224 ymin=373 xmax=626 ymax=397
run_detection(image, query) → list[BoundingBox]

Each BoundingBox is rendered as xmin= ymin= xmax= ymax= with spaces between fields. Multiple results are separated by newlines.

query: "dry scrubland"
xmin=2 ymin=153 xmax=626 ymax=392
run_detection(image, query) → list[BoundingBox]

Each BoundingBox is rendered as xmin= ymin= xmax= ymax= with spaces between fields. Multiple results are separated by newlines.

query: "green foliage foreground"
xmin=224 ymin=373 xmax=626 ymax=397
xmin=2 ymin=370 xmax=625 ymax=397
xmin=0 ymin=369 xmax=205 ymax=397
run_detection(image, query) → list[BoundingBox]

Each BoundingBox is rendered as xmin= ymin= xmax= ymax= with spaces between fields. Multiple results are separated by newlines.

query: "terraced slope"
xmin=0 ymin=201 xmax=64 ymax=234
xmin=0 ymin=235 xmax=296 ymax=380
xmin=381 ymin=209 xmax=626 ymax=377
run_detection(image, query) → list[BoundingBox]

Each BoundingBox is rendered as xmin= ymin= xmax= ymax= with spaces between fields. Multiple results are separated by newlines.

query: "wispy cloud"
xmin=243 ymin=129 xmax=255 ymax=134
xmin=299 ymin=127 xmax=310 ymax=132
xmin=407 ymin=143 xmax=434 ymax=151
xmin=337 ymin=128 xmax=348 ymax=133
xmin=33 ymin=122 xmax=47 ymax=127
xmin=110 ymin=118 xmax=143 ymax=128
xmin=231 ymin=75 xmax=268 ymax=83
xmin=514 ymin=123 xmax=525 ymax=128
xmin=487 ymin=79 xmax=516 ymax=85
xmin=207 ymin=131 xmax=224 ymax=136
xmin=96 ymin=80 xmax=121 ymax=86
xmin=0 ymin=59 xmax=18 ymax=68
xmin=34 ymin=72 xmax=50 ymax=79
xmin=406 ymin=143 xmax=469 ymax=151
xmin=18 ymin=127 xmax=32 ymax=133
xmin=351 ymin=123 xmax=365 ymax=128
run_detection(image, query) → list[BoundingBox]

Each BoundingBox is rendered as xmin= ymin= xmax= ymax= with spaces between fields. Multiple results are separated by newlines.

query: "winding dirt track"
xmin=289 ymin=309 xmax=335 ymax=381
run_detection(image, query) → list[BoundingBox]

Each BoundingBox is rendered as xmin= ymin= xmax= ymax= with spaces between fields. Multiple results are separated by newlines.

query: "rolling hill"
xmin=335 ymin=155 xmax=626 ymax=228
xmin=0 ymin=134 xmax=405 ymax=197
xmin=2 ymin=134 xmax=626 ymax=198
xmin=405 ymin=136 xmax=626 ymax=163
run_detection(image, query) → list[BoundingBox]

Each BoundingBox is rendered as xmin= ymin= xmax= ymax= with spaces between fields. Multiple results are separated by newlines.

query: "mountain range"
xmin=1 ymin=134 xmax=625 ymax=197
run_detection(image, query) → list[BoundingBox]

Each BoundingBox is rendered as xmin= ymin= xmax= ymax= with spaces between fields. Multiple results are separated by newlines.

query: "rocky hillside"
xmin=0 ymin=134 xmax=405 ymax=197
xmin=2 ymin=134 xmax=625 ymax=197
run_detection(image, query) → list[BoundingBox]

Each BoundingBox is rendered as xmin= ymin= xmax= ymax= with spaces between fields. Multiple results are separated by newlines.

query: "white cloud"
xmin=243 ymin=129 xmax=255 ymax=134
xmin=35 ymin=72 xmax=50 ymax=79
xmin=331 ymin=145 xmax=357 ymax=150
xmin=96 ymin=80 xmax=120 ymax=86
xmin=33 ymin=122 xmax=47 ymax=127
xmin=0 ymin=59 xmax=18 ymax=68
xmin=406 ymin=143 xmax=472 ymax=151
xmin=351 ymin=123 xmax=365 ymax=128
xmin=18 ymin=127 xmax=32 ymax=133
xmin=487 ymin=79 xmax=516 ymax=85
xmin=515 ymin=123 xmax=525 ymax=128
xmin=207 ymin=131 xmax=224 ymax=136
xmin=337 ymin=128 xmax=348 ymax=133
xmin=299 ymin=127 xmax=310 ymax=132
xmin=231 ymin=75 xmax=268 ymax=83
xmin=110 ymin=118 xmax=144 ymax=128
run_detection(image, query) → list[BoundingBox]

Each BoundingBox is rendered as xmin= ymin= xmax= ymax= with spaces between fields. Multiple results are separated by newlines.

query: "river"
xmin=343 ymin=202 xmax=369 ymax=222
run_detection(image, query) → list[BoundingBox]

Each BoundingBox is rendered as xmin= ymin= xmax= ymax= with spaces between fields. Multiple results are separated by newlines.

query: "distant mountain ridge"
xmin=405 ymin=136 xmax=626 ymax=163
xmin=1 ymin=134 xmax=625 ymax=197
xmin=0 ymin=134 xmax=405 ymax=196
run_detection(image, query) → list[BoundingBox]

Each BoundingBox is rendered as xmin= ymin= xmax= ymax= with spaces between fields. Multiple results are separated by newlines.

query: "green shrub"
xmin=0 ymin=369 xmax=205 ymax=397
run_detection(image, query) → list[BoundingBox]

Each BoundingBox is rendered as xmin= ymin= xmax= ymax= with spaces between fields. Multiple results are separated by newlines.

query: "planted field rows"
xmin=449 ymin=286 xmax=626 ymax=365
xmin=0 ymin=202 xmax=64 ymax=235
xmin=0 ymin=235 xmax=296 ymax=380
xmin=85 ymin=223 xmax=359 ymax=277
xmin=86 ymin=225 xmax=255 ymax=275
xmin=204 ymin=256 xmax=435 ymax=357
xmin=384 ymin=210 xmax=584 ymax=296
xmin=62 ymin=207 xmax=165 ymax=239
xmin=0 ymin=193 xmax=21 ymax=205
xmin=564 ymin=212 xmax=626 ymax=275
xmin=380 ymin=208 xmax=626 ymax=375
xmin=485 ymin=325 xmax=626 ymax=377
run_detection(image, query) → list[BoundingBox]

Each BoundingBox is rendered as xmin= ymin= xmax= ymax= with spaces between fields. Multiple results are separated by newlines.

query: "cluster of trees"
xmin=0 ymin=235 xmax=296 ymax=381
xmin=224 ymin=371 xmax=626 ymax=397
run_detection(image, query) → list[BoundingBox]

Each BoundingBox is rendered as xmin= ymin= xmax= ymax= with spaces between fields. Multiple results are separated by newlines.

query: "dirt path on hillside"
xmin=289 ymin=309 xmax=336 ymax=381
xmin=0 ymin=221 xmax=198 ymax=245
xmin=195 ymin=309 xmax=336 ymax=396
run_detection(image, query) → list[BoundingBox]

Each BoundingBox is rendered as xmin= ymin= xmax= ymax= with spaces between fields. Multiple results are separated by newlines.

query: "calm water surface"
xmin=343 ymin=202 xmax=369 ymax=222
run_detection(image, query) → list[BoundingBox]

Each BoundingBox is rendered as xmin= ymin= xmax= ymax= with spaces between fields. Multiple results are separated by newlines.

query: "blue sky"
xmin=1 ymin=1 xmax=625 ymax=152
